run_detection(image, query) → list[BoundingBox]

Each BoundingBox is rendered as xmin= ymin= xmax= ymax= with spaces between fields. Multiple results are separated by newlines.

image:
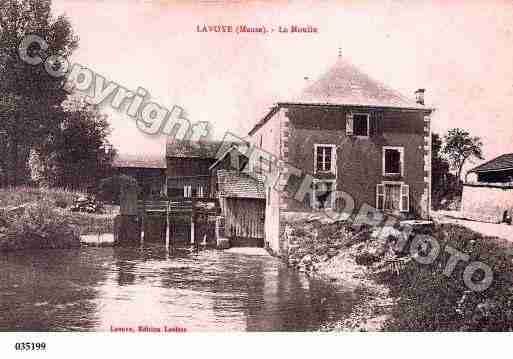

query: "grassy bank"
xmin=0 ymin=187 xmax=116 ymax=251
xmin=380 ymin=223 xmax=513 ymax=331
xmin=283 ymin=214 xmax=513 ymax=331
xmin=0 ymin=200 xmax=81 ymax=251
xmin=0 ymin=186 xmax=83 ymax=208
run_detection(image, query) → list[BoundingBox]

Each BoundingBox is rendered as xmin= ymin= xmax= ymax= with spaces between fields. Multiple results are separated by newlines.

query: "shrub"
xmin=0 ymin=200 xmax=80 ymax=251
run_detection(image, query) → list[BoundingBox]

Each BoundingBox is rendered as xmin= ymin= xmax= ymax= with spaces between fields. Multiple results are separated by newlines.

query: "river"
xmin=0 ymin=246 xmax=360 ymax=331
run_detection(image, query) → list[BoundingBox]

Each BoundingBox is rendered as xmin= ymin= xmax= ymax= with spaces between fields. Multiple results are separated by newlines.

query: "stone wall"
xmin=461 ymin=183 xmax=513 ymax=223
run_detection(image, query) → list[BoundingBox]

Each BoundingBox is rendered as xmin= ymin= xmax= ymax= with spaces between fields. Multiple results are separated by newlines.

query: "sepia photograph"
xmin=0 ymin=0 xmax=512 ymax=356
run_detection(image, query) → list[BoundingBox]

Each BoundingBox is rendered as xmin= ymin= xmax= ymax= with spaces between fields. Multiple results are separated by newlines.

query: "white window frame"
xmin=312 ymin=179 xmax=336 ymax=210
xmin=382 ymin=146 xmax=404 ymax=177
xmin=314 ymin=144 xmax=337 ymax=175
xmin=352 ymin=112 xmax=370 ymax=138
xmin=183 ymin=184 xmax=192 ymax=198
xmin=376 ymin=181 xmax=409 ymax=213
xmin=197 ymin=185 xmax=204 ymax=198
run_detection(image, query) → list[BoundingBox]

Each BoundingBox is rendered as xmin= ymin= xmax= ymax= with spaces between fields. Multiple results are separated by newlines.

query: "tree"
xmin=432 ymin=133 xmax=449 ymax=189
xmin=431 ymin=132 xmax=461 ymax=209
xmin=34 ymin=97 xmax=116 ymax=190
xmin=0 ymin=0 xmax=78 ymax=186
xmin=431 ymin=133 xmax=449 ymax=204
xmin=443 ymin=128 xmax=484 ymax=182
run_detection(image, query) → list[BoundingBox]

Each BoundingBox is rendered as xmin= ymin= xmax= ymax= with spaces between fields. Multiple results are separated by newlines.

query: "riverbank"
xmin=281 ymin=214 xmax=395 ymax=331
xmin=282 ymin=213 xmax=513 ymax=331
xmin=0 ymin=187 xmax=116 ymax=252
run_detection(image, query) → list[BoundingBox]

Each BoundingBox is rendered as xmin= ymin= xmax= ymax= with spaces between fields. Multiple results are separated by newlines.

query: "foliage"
xmin=283 ymin=217 xmax=513 ymax=331
xmin=34 ymin=97 xmax=116 ymax=190
xmin=0 ymin=185 xmax=85 ymax=207
xmin=381 ymin=223 xmax=513 ymax=331
xmin=0 ymin=0 xmax=78 ymax=186
xmin=0 ymin=200 xmax=81 ymax=251
xmin=431 ymin=133 xmax=462 ymax=210
xmin=443 ymin=128 xmax=484 ymax=181
xmin=0 ymin=186 xmax=116 ymax=250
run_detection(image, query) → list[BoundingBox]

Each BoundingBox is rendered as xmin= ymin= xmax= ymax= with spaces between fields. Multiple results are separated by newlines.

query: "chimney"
xmin=415 ymin=88 xmax=425 ymax=105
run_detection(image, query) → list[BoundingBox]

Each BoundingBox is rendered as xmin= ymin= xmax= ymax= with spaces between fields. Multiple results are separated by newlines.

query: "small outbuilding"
xmin=216 ymin=170 xmax=266 ymax=247
xmin=462 ymin=153 xmax=513 ymax=223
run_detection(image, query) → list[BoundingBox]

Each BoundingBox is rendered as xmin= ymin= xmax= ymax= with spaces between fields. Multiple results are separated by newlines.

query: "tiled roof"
xmin=469 ymin=153 xmax=513 ymax=173
xmin=217 ymin=170 xmax=265 ymax=199
xmin=112 ymin=153 xmax=166 ymax=169
xmin=165 ymin=140 xmax=225 ymax=158
xmin=293 ymin=58 xmax=424 ymax=108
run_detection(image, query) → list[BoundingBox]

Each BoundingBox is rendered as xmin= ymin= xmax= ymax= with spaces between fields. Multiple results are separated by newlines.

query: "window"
xmin=183 ymin=185 xmax=192 ymax=198
xmin=383 ymin=146 xmax=404 ymax=176
xmin=376 ymin=183 xmax=409 ymax=212
xmin=312 ymin=180 xmax=335 ymax=209
xmin=197 ymin=186 xmax=204 ymax=198
xmin=353 ymin=113 xmax=369 ymax=137
xmin=314 ymin=144 xmax=336 ymax=174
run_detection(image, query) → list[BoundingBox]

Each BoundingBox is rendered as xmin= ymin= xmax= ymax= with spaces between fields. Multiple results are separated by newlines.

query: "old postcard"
xmin=0 ymin=0 xmax=512 ymax=355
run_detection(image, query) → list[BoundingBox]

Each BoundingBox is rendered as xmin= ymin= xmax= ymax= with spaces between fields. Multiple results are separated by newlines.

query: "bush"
xmin=0 ymin=200 xmax=80 ymax=251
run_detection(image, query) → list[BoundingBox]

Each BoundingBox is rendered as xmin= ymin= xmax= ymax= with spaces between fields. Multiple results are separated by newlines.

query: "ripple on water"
xmin=0 ymin=246 xmax=361 ymax=331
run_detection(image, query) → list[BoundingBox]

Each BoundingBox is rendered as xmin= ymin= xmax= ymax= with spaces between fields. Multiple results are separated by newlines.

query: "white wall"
xmin=461 ymin=184 xmax=513 ymax=223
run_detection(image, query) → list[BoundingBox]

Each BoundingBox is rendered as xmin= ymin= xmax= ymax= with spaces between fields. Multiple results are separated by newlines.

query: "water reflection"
xmin=0 ymin=246 xmax=359 ymax=331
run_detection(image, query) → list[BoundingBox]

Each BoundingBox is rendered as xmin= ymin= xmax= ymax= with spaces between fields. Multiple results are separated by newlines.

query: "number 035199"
xmin=14 ymin=342 xmax=46 ymax=351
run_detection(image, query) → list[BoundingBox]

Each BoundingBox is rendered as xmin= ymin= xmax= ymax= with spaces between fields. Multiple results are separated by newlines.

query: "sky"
xmin=52 ymin=0 xmax=513 ymax=170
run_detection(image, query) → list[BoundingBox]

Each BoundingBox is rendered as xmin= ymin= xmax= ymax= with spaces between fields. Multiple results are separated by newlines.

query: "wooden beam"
xmin=190 ymin=198 xmax=195 ymax=245
xmin=165 ymin=201 xmax=170 ymax=249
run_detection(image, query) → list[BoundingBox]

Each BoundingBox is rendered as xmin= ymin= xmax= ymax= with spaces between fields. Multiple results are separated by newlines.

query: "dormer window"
xmin=314 ymin=144 xmax=336 ymax=174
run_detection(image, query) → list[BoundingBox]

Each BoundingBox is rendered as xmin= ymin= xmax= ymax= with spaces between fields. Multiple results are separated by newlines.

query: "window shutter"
xmin=370 ymin=112 xmax=376 ymax=136
xmin=376 ymin=111 xmax=384 ymax=137
xmin=370 ymin=111 xmax=382 ymax=137
xmin=400 ymin=184 xmax=409 ymax=212
xmin=346 ymin=112 xmax=353 ymax=136
xmin=376 ymin=184 xmax=385 ymax=210
xmin=331 ymin=146 xmax=337 ymax=175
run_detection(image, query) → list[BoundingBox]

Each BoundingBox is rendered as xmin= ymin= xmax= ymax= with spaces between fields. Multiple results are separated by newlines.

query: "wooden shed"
xmin=216 ymin=170 xmax=266 ymax=247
